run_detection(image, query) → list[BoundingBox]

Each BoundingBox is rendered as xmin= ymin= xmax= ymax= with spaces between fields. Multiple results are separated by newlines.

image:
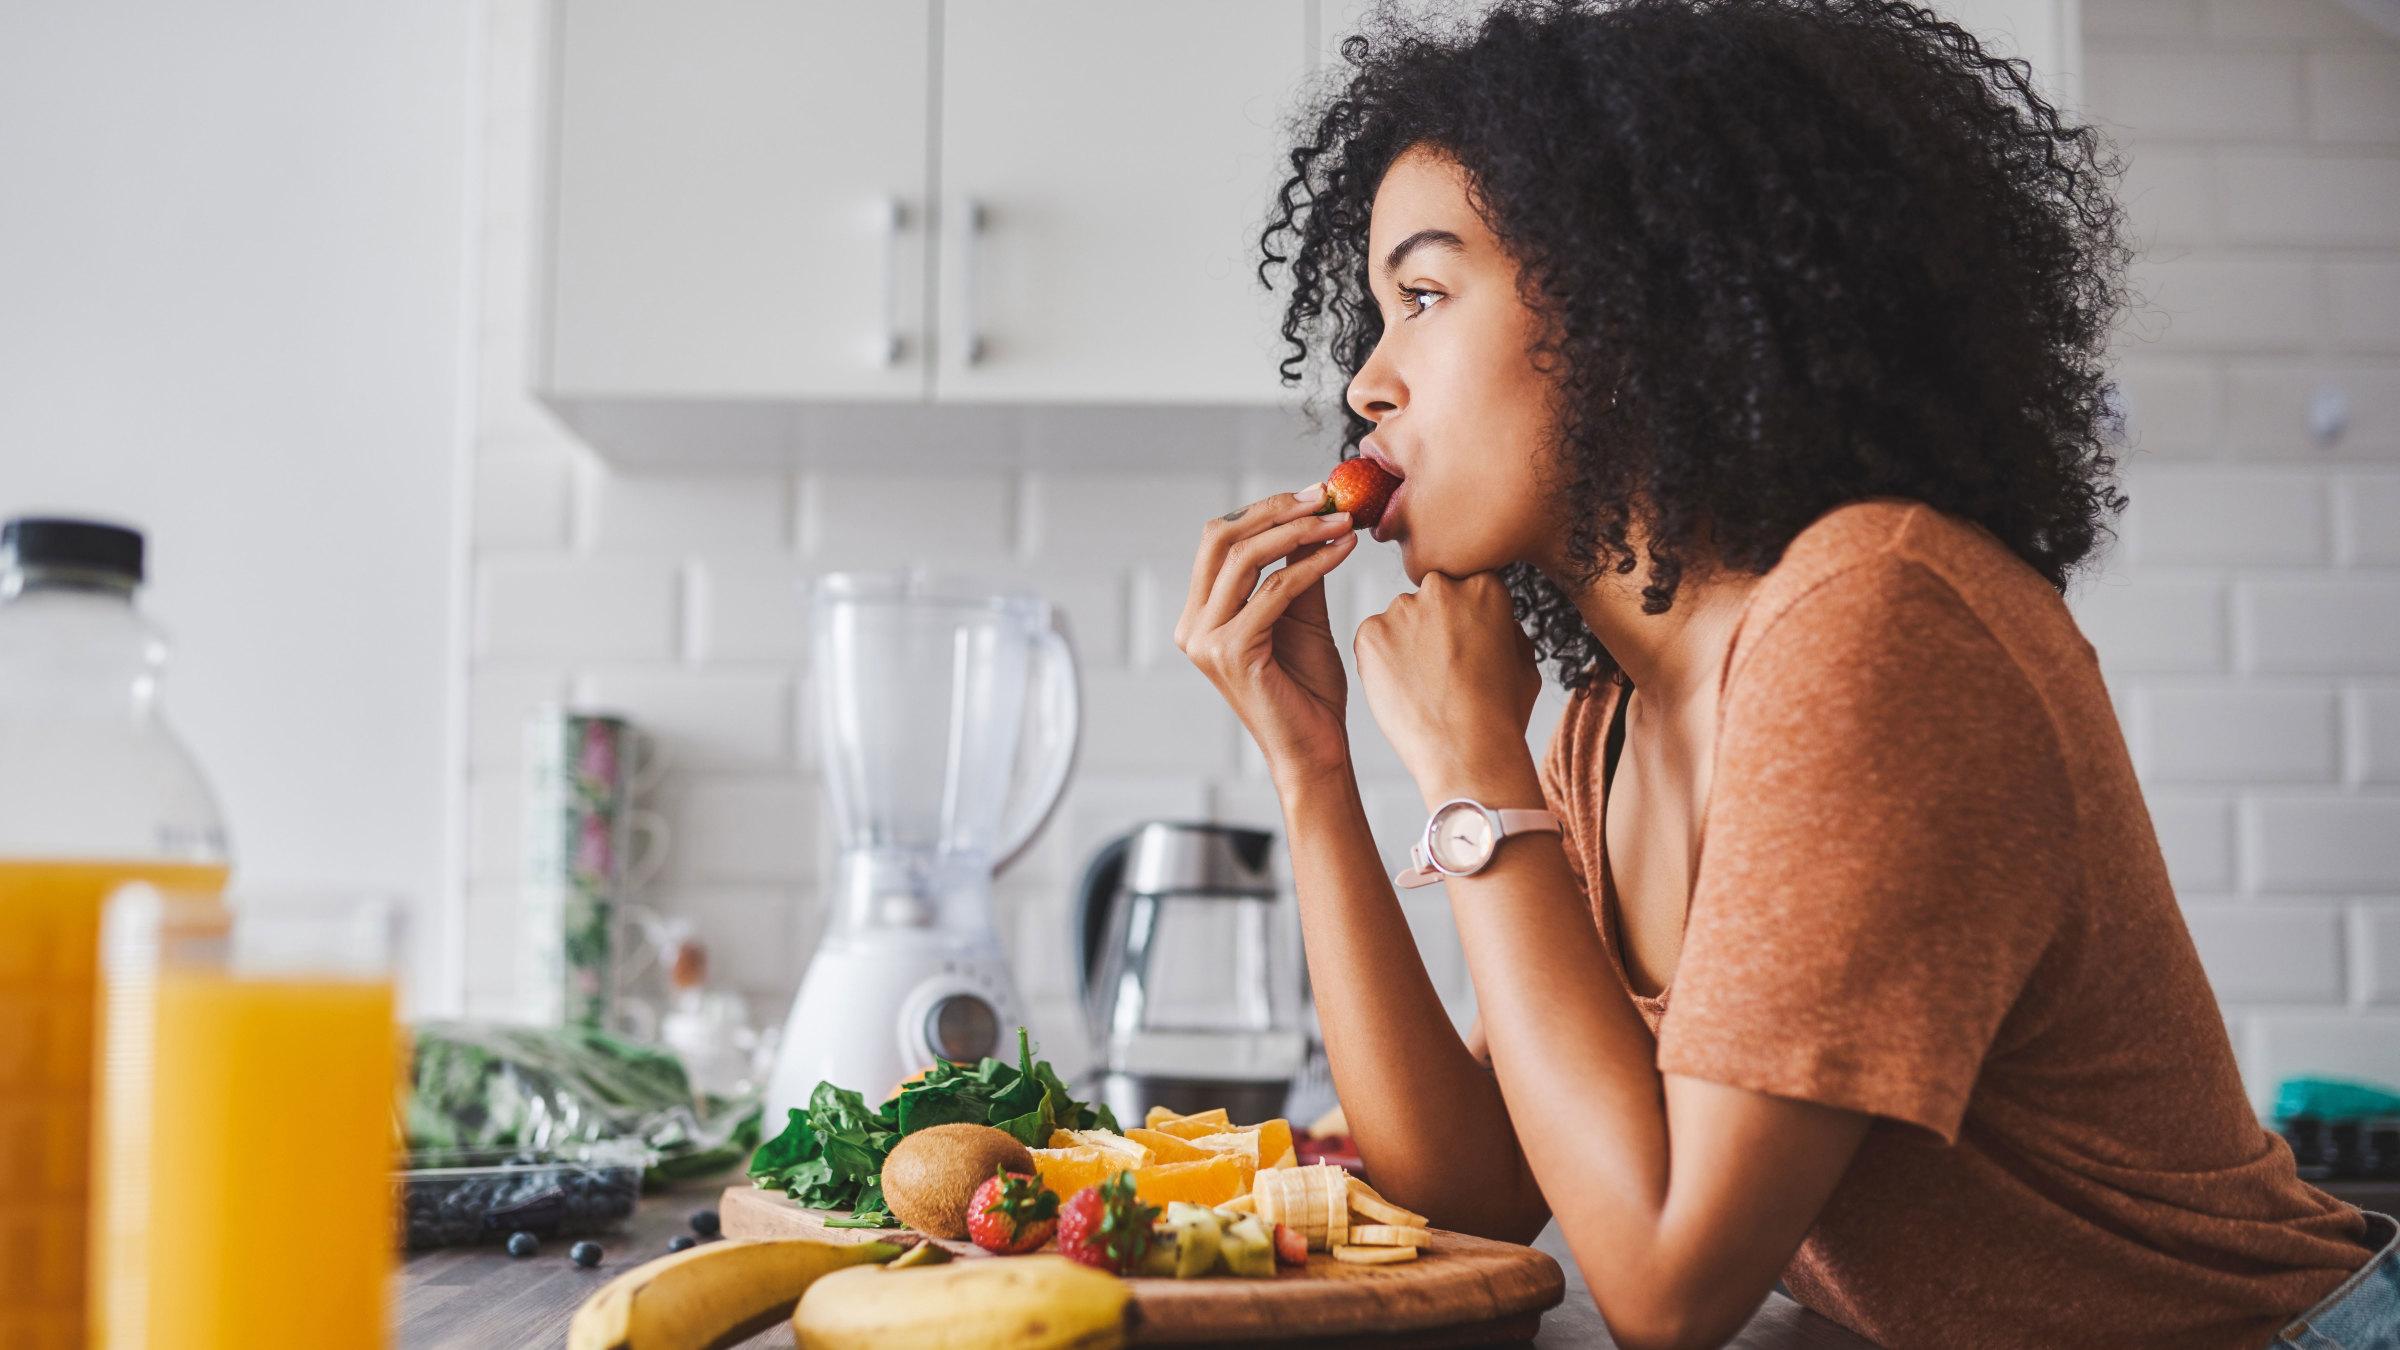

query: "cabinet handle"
xmin=873 ymin=196 xmax=906 ymax=368
xmin=959 ymin=197 xmax=987 ymax=366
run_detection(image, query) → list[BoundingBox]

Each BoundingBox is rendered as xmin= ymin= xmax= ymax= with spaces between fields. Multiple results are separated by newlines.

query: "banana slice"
xmin=1345 ymin=1177 xmax=1428 ymax=1229
xmin=1252 ymin=1164 xmax=1353 ymax=1251
xmin=1332 ymin=1243 xmax=1419 ymax=1265
xmin=1347 ymin=1224 xmax=1431 ymax=1248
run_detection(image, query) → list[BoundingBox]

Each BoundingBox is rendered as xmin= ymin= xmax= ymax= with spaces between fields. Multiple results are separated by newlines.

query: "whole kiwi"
xmin=880 ymin=1123 xmax=1037 ymax=1239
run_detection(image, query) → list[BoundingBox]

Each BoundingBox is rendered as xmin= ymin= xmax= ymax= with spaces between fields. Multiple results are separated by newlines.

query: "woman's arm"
xmin=1422 ymin=746 xmax=1869 ymax=1350
xmin=1164 ymin=484 xmax=1555 ymax=1243
xmin=1352 ymin=573 xmax=1873 ymax=1350
xmin=1275 ymin=764 xmax=1550 ymax=1243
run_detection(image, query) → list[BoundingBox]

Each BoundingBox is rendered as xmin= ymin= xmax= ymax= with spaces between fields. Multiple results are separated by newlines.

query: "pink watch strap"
xmin=1496 ymin=808 xmax=1560 ymax=836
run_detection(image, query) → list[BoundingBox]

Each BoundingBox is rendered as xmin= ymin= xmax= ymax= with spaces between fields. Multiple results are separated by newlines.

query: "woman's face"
xmin=1346 ymin=144 xmax=1565 ymax=586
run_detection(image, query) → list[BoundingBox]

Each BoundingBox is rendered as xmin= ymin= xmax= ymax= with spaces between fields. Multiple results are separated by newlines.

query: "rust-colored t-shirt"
xmin=1537 ymin=500 xmax=2369 ymax=1350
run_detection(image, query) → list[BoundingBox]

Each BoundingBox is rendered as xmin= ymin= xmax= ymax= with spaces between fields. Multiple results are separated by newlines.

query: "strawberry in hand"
xmin=965 ymin=1165 xmax=1060 ymax=1256
xmin=1313 ymin=456 xmax=1400 ymax=533
xmin=1056 ymin=1170 xmax=1158 ymax=1275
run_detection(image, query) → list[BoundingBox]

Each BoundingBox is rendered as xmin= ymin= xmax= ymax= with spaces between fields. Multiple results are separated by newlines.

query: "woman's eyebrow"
xmin=1380 ymin=227 xmax=1466 ymax=280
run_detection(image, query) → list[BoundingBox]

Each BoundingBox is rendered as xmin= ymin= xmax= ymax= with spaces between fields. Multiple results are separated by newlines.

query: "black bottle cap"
xmin=1 ymin=517 xmax=145 ymax=585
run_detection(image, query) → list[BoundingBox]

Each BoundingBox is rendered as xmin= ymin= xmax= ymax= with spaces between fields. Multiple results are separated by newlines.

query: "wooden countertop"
xmin=397 ymin=1178 xmax=1876 ymax=1349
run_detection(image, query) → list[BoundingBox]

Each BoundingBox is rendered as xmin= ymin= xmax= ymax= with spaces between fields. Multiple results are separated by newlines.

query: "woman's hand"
xmin=1174 ymin=484 xmax=1362 ymax=788
xmin=1355 ymin=571 xmax=1544 ymax=798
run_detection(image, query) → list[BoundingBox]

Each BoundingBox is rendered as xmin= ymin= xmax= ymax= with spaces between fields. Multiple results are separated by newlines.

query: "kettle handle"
xmin=993 ymin=607 xmax=1081 ymax=876
xmin=1074 ymin=831 xmax=1135 ymax=1016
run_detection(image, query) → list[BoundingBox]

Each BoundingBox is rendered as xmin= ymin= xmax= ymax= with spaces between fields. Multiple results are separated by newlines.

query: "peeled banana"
xmin=793 ymin=1253 xmax=1131 ymax=1349
xmin=567 ymin=1237 xmax=901 ymax=1350
xmin=1250 ymin=1164 xmax=1351 ymax=1251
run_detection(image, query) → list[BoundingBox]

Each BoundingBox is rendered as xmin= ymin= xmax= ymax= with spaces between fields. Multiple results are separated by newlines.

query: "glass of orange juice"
xmin=90 ymin=885 xmax=404 ymax=1350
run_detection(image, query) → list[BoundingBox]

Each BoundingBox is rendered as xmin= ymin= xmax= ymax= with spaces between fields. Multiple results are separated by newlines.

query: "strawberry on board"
xmin=1056 ymin=1170 xmax=1158 ymax=1275
xmin=966 ymin=1165 xmax=1060 ymax=1256
xmin=1314 ymin=456 xmax=1400 ymax=532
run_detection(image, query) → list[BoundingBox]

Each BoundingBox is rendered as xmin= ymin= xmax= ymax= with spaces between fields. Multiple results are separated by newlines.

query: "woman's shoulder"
xmin=1742 ymin=498 xmax=2055 ymax=644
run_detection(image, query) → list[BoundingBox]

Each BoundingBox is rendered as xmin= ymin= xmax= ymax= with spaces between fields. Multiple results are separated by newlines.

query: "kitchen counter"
xmin=398 ymin=1180 xmax=1876 ymax=1348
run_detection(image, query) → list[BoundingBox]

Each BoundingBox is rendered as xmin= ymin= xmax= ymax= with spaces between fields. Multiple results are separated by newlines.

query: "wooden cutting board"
xmin=723 ymin=1185 xmax=1565 ymax=1347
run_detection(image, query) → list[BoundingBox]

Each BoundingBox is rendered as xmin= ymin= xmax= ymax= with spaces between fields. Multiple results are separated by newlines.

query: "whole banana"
xmin=793 ymin=1254 xmax=1132 ymax=1350
xmin=568 ymin=1236 xmax=902 ymax=1350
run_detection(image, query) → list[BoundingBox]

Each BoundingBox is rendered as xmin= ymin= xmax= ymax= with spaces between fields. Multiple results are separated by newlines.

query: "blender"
xmin=764 ymin=570 xmax=1079 ymax=1121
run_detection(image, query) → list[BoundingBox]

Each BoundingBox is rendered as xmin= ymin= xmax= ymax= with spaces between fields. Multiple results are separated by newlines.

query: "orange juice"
xmin=95 ymin=971 xmax=400 ymax=1349
xmin=0 ymin=858 xmax=227 ymax=1349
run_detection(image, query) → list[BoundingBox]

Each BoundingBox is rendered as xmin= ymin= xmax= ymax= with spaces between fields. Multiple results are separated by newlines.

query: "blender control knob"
xmin=924 ymin=993 xmax=1001 ymax=1064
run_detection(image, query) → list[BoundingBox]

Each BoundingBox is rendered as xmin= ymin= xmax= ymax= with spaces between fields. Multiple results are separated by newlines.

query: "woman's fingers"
xmin=1176 ymin=485 xmax=1329 ymax=648
xmin=1197 ymin=510 xmax=1354 ymax=632
xmin=1215 ymin=530 xmax=1357 ymax=650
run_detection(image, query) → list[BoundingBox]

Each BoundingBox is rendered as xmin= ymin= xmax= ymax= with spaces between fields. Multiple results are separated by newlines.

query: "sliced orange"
xmin=1250 ymin=1118 xmax=1294 ymax=1168
xmin=1143 ymin=1105 xmax=1233 ymax=1130
xmin=1185 ymin=1118 xmax=1294 ymax=1170
xmin=1030 ymin=1145 xmax=1134 ymax=1201
xmin=1131 ymin=1155 xmax=1251 ymax=1208
xmin=1124 ymin=1127 xmax=1215 ymax=1164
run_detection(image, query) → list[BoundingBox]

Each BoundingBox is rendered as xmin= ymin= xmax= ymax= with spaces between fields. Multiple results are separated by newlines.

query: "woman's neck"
xmin=1558 ymin=562 xmax=1758 ymax=710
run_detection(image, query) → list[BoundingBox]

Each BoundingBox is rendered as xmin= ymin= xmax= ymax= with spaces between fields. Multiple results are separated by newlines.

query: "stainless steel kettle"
xmin=1074 ymin=821 xmax=1309 ymax=1127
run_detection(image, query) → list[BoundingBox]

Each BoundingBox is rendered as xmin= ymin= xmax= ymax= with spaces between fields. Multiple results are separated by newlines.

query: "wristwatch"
xmin=1392 ymin=797 xmax=1562 ymax=888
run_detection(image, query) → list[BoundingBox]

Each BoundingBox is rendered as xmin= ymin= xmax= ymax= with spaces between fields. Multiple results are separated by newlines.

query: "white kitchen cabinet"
xmin=538 ymin=0 xmax=1310 ymax=409
xmin=540 ymin=0 xmax=933 ymax=400
xmin=933 ymin=2 xmax=1310 ymax=404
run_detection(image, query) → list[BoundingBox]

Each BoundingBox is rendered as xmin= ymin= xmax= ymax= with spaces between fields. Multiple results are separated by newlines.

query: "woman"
xmin=1174 ymin=2 xmax=2394 ymax=1347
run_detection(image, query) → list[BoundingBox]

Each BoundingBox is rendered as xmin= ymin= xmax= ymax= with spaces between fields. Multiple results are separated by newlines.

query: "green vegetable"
xmin=404 ymin=1020 xmax=763 ymax=1185
xmin=746 ymin=1027 xmax=1116 ymax=1223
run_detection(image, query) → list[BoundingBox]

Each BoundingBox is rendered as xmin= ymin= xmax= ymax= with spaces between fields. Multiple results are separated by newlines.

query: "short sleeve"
xmin=1655 ymin=560 xmax=2075 ymax=1145
xmin=1537 ymin=685 xmax=1601 ymax=902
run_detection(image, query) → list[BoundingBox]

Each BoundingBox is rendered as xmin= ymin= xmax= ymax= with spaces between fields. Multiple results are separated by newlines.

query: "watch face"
xmin=1428 ymin=802 xmax=1496 ymax=872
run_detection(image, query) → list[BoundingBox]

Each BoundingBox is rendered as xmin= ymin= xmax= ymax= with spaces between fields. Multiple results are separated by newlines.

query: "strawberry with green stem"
xmin=965 ymin=1165 xmax=1059 ymax=1256
xmin=1056 ymin=1170 xmax=1158 ymax=1275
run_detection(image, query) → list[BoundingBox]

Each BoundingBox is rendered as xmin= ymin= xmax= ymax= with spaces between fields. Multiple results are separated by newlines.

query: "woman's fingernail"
xmin=1323 ymin=511 xmax=1350 ymax=527
xmin=1295 ymin=483 xmax=1324 ymax=505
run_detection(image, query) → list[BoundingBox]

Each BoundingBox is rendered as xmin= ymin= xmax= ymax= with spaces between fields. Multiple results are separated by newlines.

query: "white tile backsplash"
xmin=457 ymin=0 xmax=2400 ymax=1108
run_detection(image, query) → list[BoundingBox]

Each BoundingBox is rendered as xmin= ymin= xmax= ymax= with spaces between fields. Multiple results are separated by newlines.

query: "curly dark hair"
xmin=1257 ymin=0 xmax=2134 ymax=692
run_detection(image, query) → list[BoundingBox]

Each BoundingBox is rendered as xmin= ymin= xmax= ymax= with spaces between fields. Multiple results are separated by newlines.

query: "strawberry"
xmin=965 ymin=1165 xmax=1059 ymax=1256
xmin=1314 ymin=456 xmax=1400 ymax=531
xmin=1272 ymin=1222 xmax=1309 ymax=1267
xmin=1055 ymin=1170 xmax=1157 ymax=1275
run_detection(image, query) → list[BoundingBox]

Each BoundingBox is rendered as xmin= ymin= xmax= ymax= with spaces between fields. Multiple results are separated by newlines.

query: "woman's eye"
xmin=1398 ymin=286 xmax=1444 ymax=318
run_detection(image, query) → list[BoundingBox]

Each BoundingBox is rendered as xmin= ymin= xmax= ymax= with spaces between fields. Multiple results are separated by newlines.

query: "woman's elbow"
xmin=1589 ymin=1263 xmax=1763 ymax=1350
xmin=1598 ymin=1297 xmax=1748 ymax=1350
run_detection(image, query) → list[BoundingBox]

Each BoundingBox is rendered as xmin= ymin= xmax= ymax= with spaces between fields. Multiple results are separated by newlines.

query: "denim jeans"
xmin=2272 ymin=1210 xmax=2400 ymax=1349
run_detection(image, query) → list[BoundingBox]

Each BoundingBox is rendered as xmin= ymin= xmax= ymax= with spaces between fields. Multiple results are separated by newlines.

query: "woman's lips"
xmin=1372 ymin=480 xmax=1407 ymax=543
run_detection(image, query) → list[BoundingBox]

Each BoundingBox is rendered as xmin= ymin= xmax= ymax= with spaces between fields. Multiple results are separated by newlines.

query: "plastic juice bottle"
xmin=0 ymin=517 xmax=230 ymax=1348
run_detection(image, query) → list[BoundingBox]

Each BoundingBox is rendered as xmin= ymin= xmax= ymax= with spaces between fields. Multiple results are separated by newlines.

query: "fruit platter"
xmin=568 ymin=1034 xmax=1564 ymax=1348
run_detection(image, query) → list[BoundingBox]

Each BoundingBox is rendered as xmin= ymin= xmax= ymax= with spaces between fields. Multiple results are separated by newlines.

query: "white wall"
xmin=2075 ymin=0 xmax=2400 ymax=1103
xmin=0 ymin=0 xmax=477 ymax=1005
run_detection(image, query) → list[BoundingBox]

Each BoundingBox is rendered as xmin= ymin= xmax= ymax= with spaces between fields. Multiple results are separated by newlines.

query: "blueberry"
xmin=569 ymin=1240 xmax=603 ymax=1268
xmin=505 ymin=1231 xmax=539 ymax=1258
xmin=667 ymin=1234 xmax=697 ymax=1253
xmin=689 ymin=1208 xmax=721 ymax=1238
